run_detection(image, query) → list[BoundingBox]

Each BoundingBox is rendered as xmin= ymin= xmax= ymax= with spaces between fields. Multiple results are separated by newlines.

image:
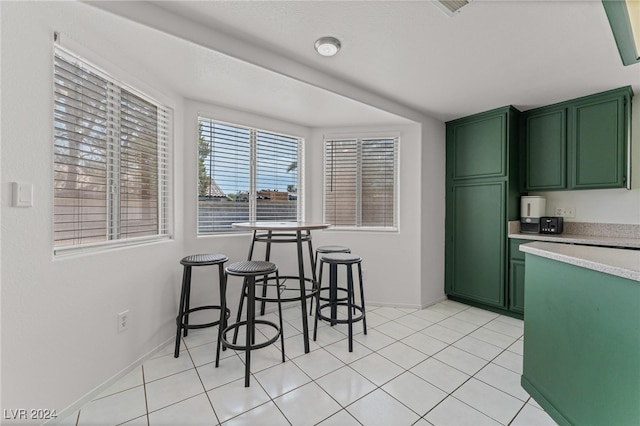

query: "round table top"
xmin=232 ymin=221 xmax=330 ymax=231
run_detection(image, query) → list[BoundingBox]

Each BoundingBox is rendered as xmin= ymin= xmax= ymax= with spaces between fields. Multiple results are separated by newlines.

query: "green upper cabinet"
xmin=522 ymin=86 xmax=633 ymax=191
xmin=447 ymin=110 xmax=507 ymax=180
xmin=569 ymin=91 xmax=628 ymax=189
xmin=524 ymin=108 xmax=567 ymax=190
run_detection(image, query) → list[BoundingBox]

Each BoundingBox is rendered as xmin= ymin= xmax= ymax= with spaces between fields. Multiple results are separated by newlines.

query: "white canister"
xmin=521 ymin=196 xmax=546 ymax=219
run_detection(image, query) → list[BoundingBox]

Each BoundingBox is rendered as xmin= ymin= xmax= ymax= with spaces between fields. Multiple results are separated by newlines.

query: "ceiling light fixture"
xmin=314 ymin=36 xmax=341 ymax=57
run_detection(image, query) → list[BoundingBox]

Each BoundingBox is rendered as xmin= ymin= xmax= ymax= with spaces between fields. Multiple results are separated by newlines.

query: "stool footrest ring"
xmin=221 ymin=320 xmax=281 ymax=351
xmin=317 ymin=302 xmax=365 ymax=324
xmin=252 ymin=276 xmax=318 ymax=302
xmin=317 ymin=286 xmax=350 ymax=303
xmin=177 ymin=305 xmax=230 ymax=330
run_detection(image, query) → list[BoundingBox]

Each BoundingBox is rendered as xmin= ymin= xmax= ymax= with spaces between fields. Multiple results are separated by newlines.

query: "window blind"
xmin=197 ymin=118 xmax=303 ymax=233
xmin=255 ymin=130 xmax=300 ymax=222
xmin=53 ymin=47 xmax=171 ymax=253
xmin=198 ymin=121 xmax=251 ymax=232
xmin=324 ymin=137 xmax=398 ymax=229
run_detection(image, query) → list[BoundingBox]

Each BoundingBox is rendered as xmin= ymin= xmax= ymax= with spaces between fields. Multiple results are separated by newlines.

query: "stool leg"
xmin=232 ymin=277 xmax=248 ymax=345
xmin=307 ymin=235 xmax=316 ymax=316
xmin=309 ymin=251 xmax=318 ymax=315
xmin=245 ymin=275 xmax=255 ymax=387
xmin=329 ymin=263 xmax=338 ymax=326
xmin=218 ymin=263 xmax=228 ymax=352
xmin=216 ymin=271 xmax=228 ymax=367
xmin=358 ymin=263 xmax=367 ymax=335
xmin=295 ymin=230 xmax=311 ymax=354
xmin=275 ymin=270 xmax=286 ymax=362
xmin=313 ymin=261 xmax=324 ymax=341
xmin=259 ymin=231 xmax=272 ymax=316
xmin=347 ymin=264 xmax=354 ymax=352
xmin=174 ymin=265 xmax=191 ymax=357
xmin=183 ymin=266 xmax=192 ymax=337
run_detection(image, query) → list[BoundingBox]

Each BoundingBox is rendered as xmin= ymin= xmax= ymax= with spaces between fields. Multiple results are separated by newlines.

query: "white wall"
xmin=308 ymin=122 xmax=444 ymax=309
xmin=530 ymin=99 xmax=640 ymax=224
xmin=1 ymin=2 xmax=185 ymax=416
xmin=420 ymin=118 xmax=447 ymax=307
xmin=0 ymin=1 xmax=448 ymax=417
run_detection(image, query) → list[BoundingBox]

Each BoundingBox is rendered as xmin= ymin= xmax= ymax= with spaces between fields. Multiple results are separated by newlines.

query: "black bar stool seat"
xmin=217 ymin=260 xmax=285 ymax=387
xmin=316 ymin=245 xmax=351 ymax=254
xmin=174 ymin=253 xmax=230 ymax=358
xmin=311 ymin=245 xmax=351 ymax=314
xmin=313 ymin=252 xmax=367 ymax=352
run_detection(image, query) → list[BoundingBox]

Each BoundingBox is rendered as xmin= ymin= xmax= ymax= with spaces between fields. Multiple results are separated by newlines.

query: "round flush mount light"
xmin=314 ymin=36 xmax=341 ymax=57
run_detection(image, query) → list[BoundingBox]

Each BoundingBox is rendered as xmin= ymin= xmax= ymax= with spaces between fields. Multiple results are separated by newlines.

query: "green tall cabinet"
xmin=522 ymin=86 xmax=633 ymax=191
xmin=445 ymin=106 xmax=521 ymax=312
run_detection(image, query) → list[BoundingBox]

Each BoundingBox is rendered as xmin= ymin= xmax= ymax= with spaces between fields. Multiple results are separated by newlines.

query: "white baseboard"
xmin=366 ymin=301 xmax=423 ymax=309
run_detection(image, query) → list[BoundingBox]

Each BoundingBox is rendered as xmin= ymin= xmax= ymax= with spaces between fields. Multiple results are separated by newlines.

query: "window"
xmin=53 ymin=47 xmax=171 ymax=254
xmin=324 ymin=136 xmax=398 ymax=230
xmin=197 ymin=118 xmax=304 ymax=233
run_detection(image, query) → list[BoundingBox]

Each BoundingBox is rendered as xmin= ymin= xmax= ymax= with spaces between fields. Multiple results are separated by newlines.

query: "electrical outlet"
xmin=554 ymin=207 xmax=576 ymax=218
xmin=117 ymin=310 xmax=129 ymax=333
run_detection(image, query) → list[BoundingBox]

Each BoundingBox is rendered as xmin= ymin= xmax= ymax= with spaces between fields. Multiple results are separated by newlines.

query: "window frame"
xmin=52 ymin=45 xmax=172 ymax=256
xmin=322 ymin=133 xmax=400 ymax=232
xmin=196 ymin=116 xmax=305 ymax=235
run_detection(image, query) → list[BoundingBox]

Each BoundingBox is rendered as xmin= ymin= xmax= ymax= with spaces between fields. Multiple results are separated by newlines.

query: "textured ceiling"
xmin=88 ymin=0 xmax=640 ymax=126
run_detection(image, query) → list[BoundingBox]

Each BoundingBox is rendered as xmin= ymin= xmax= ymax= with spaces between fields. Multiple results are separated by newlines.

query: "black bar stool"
xmin=313 ymin=252 xmax=367 ymax=352
xmin=310 ymin=245 xmax=351 ymax=315
xmin=174 ymin=253 xmax=230 ymax=358
xmin=217 ymin=260 xmax=285 ymax=387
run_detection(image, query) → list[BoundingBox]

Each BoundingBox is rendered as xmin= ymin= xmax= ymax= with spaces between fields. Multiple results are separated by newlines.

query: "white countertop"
xmin=508 ymin=232 xmax=640 ymax=249
xmin=520 ymin=241 xmax=640 ymax=282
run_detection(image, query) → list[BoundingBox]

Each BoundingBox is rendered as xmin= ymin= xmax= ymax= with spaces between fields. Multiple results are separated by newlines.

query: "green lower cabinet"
xmin=508 ymin=259 xmax=525 ymax=313
xmin=446 ymin=181 xmax=506 ymax=308
xmin=522 ymin=254 xmax=640 ymax=425
xmin=508 ymin=238 xmax=528 ymax=314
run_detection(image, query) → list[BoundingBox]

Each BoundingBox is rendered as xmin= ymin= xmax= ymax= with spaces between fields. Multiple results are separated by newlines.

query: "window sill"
xmin=53 ymin=235 xmax=173 ymax=259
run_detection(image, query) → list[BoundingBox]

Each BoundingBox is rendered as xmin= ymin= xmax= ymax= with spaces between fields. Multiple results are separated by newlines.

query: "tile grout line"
xmin=84 ymin=302 xmax=536 ymax=426
xmin=186 ymin=336 xmax=224 ymax=425
xmin=395 ymin=305 xmax=529 ymax=425
xmin=263 ymin=303 xmax=525 ymax=425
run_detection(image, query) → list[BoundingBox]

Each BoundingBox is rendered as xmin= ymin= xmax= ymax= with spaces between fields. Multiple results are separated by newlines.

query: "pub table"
xmin=232 ymin=221 xmax=330 ymax=353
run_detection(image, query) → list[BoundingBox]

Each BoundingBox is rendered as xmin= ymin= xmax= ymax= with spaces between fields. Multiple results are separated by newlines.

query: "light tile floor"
xmin=61 ymin=300 xmax=558 ymax=425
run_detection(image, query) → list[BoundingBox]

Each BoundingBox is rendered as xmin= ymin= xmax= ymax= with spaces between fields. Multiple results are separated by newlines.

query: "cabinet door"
xmin=509 ymin=260 xmax=525 ymax=313
xmin=448 ymin=112 xmax=507 ymax=180
xmin=446 ymin=181 xmax=506 ymax=308
xmin=568 ymin=94 xmax=627 ymax=189
xmin=524 ymin=108 xmax=567 ymax=190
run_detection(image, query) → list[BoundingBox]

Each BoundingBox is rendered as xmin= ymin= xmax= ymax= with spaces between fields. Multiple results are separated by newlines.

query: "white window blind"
xmin=53 ymin=47 xmax=171 ymax=253
xmin=198 ymin=118 xmax=303 ymax=233
xmin=324 ymin=137 xmax=398 ymax=230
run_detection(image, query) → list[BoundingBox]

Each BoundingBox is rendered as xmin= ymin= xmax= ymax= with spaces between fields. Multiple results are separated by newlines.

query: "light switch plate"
xmin=12 ymin=182 xmax=33 ymax=207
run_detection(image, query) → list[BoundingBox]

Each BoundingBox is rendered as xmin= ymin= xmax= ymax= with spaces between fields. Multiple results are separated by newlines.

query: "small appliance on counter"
xmin=520 ymin=196 xmax=546 ymax=233
xmin=540 ymin=216 xmax=564 ymax=234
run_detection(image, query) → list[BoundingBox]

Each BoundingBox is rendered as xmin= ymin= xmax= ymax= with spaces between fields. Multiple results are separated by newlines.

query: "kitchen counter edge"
xmin=508 ymin=232 xmax=640 ymax=249
xmin=519 ymin=241 xmax=640 ymax=282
